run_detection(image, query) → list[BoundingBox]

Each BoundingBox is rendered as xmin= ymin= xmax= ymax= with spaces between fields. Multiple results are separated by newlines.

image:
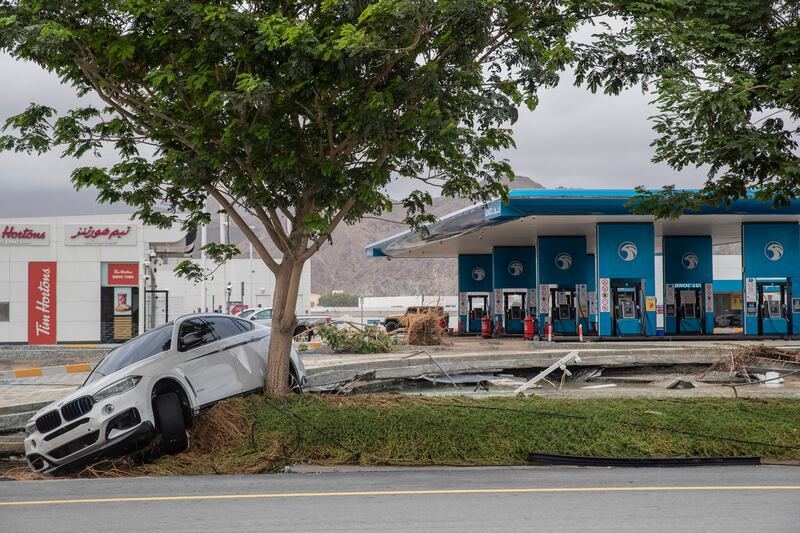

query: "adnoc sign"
xmin=65 ymin=224 xmax=137 ymax=246
xmin=0 ymin=224 xmax=50 ymax=246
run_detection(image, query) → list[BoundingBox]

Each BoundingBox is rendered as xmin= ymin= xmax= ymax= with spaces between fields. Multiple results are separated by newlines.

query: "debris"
xmin=666 ymin=378 xmax=696 ymax=389
xmin=404 ymin=309 xmax=445 ymax=346
xmin=580 ymin=383 xmax=617 ymax=389
xmin=752 ymin=372 xmax=784 ymax=386
xmin=572 ymin=368 xmax=602 ymax=382
xmin=514 ymin=351 xmax=581 ymax=394
xmin=701 ymin=344 xmax=800 ymax=383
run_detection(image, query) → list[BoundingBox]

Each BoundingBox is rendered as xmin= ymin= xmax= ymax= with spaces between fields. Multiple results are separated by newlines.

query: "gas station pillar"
xmin=457 ymin=254 xmax=493 ymax=334
xmin=491 ymin=247 xmax=536 ymax=335
xmin=662 ymin=236 xmax=714 ymax=335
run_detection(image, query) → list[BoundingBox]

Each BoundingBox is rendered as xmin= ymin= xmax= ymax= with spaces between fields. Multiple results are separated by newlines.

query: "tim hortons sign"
xmin=0 ymin=224 xmax=50 ymax=246
xmin=28 ymin=262 xmax=57 ymax=344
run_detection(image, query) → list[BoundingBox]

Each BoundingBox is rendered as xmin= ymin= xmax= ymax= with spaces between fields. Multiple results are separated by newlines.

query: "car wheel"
xmin=289 ymin=371 xmax=303 ymax=394
xmin=153 ymin=392 xmax=188 ymax=455
xmin=385 ymin=321 xmax=398 ymax=332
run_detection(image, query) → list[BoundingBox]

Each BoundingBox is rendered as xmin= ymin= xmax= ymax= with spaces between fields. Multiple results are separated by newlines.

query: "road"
xmin=1 ymin=466 xmax=798 ymax=532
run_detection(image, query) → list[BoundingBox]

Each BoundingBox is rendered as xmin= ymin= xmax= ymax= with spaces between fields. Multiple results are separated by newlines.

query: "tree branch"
xmin=205 ymin=185 xmax=280 ymax=272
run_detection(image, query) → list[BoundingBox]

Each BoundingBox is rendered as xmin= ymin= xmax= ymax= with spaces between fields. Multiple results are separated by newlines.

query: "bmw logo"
xmin=765 ymin=241 xmax=784 ymax=261
xmin=508 ymin=261 xmax=523 ymax=276
xmin=554 ymin=253 xmax=572 ymax=270
xmin=681 ymin=252 xmax=699 ymax=270
xmin=618 ymin=241 xmax=638 ymax=261
xmin=471 ymin=267 xmax=486 ymax=281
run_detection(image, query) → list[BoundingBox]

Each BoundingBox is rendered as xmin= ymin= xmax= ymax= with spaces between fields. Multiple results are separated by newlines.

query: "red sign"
xmin=28 ymin=262 xmax=57 ymax=345
xmin=108 ymin=263 xmax=139 ymax=286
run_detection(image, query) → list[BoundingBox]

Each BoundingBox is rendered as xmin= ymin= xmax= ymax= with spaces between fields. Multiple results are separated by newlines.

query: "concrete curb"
xmin=0 ymin=363 xmax=93 ymax=380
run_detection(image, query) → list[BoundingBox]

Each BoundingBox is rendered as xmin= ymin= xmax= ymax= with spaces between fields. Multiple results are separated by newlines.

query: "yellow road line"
xmin=2 ymin=485 xmax=799 ymax=507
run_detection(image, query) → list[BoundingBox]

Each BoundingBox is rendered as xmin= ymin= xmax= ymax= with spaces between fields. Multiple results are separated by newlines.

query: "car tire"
xmin=385 ymin=321 xmax=399 ymax=332
xmin=153 ymin=393 xmax=188 ymax=455
xmin=289 ymin=370 xmax=303 ymax=394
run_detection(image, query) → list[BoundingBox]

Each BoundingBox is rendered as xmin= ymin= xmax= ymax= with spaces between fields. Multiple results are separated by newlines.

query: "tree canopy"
xmin=0 ymin=0 xmax=596 ymax=394
xmin=575 ymin=0 xmax=800 ymax=217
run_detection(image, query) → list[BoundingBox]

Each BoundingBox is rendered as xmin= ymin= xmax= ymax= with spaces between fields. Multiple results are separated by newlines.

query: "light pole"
xmin=249 ymin=225 xmax=255 ymax=309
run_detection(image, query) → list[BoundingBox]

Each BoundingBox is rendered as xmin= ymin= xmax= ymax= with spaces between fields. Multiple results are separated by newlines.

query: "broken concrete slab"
xmin=666 ymin=378 xmax=697 ymax=389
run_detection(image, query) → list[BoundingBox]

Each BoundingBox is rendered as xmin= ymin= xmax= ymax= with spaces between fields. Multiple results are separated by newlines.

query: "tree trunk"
xmin=263 ymin=257 xmax=306 ymax=397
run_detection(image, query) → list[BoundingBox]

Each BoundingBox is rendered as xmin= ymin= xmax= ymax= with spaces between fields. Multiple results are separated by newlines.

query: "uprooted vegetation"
xmin=702 ymin=344 xmax=800 ymax=382
xmin=25 ymin=394 xmax=799 ymax=478
xmin=316 ymin=324 xmax=398 ymax=353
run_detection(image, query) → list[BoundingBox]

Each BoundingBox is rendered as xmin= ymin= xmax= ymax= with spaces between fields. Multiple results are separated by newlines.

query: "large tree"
xmin=0 ymin=0 xmax=592 ymax=395
xmin=574 ymin=0 xmax=800 ymax=216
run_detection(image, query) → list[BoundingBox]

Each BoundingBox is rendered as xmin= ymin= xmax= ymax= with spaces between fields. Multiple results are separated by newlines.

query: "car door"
xmin=250 ymin=308 xmax=272 ymax=327
xmin=176 ymin=317 xmax=243 ymax=407
xmin=206 ymin=316 xmax=266 ymax=392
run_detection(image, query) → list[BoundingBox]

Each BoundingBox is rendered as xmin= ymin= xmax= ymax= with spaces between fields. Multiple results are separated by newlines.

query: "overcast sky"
xmin=0 ymin=51 xmax=707 ymax=215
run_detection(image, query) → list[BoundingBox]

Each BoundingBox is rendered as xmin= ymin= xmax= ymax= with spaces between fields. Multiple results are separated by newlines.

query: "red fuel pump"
xmin=523 ymin=315 xmax=535 ymax=340
xmin=481 ymin=315 xmax=492 ymax=338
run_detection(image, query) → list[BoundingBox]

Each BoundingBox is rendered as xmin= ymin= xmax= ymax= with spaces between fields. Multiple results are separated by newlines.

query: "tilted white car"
xmin=24 ymin=313 xmax=306 ymax=475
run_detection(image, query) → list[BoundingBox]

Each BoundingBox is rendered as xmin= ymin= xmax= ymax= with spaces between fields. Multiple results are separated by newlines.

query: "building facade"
xmin=0 ymin=215 xmax=311 ymax=344
xmin=367 ymin=189 xmax=800 ymax=338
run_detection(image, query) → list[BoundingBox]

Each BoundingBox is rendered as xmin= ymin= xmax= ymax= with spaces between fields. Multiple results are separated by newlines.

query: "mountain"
xmin=285 ymin=176 xmax=543 ymax=296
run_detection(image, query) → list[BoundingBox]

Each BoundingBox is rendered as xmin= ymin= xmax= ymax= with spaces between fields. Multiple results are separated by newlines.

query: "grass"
xmin=132 ymin=394 xmax=800 ymax=476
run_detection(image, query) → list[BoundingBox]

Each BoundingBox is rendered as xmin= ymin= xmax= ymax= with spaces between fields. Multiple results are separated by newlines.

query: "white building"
xmin=0 ymin=215 xmax=311 ymax=344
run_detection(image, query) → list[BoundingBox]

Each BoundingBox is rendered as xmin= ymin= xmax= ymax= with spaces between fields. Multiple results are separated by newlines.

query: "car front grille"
xmin=61 ymin=396 xmax=95 ymax=421
xmin=44 ymin=418 xmax=90 ymax=442
xmin=49 ymin=430 xmax=100 ymax=460
xmin=35 ymin=410 xmax=62 ymax=434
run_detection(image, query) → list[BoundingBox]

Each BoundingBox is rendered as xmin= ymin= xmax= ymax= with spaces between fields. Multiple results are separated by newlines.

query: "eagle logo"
xmin=681 ymin=252 xmax=699 ymax=270
xmin=554 ymin=253 xmax=572 ymax=270
xmin=618 ymin=242 xmax=638 ymax=262
xmin=765 ymin=241 xmax=784 ymax=261
xmin=471 ymin=267 xmax=486 ymax=281
xmin=508 ymin=261 xmax=524 ymax=276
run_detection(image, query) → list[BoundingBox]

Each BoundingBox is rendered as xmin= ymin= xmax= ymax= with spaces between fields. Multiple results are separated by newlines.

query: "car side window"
xmin=178 ymin=318 xmax=218 ymax=352
xmin=232 ymin=317 xmax=255 ymax=332
xmin=205 ymin=316 xmax=244 ymax=340
xmin=253 ymin=309 xmax=272 ymax=320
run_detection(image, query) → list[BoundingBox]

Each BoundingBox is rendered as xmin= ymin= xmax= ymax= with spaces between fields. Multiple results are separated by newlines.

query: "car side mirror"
xmin=180 ymin=332 xmax=203 ymax=350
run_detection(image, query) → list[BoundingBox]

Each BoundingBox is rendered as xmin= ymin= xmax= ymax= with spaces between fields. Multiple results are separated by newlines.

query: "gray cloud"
xmin=1 ymin=53 xmax=706 ymax=213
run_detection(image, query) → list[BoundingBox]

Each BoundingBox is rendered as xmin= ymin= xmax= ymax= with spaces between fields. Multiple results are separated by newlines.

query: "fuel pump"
xmin=611 ymin=282 xmax=643 ymax=336
xmin=467 ymin=294 xmax=490 ymax=333
xmin=549 ymin=287 xmax=577 ymax=334
xmin=503 ymin=292 xmax=526 ymax=334
xmin=757 ymin=280 xmax=792 ymax=336
xmin=676 ymin=286 xmax=703 ymax=334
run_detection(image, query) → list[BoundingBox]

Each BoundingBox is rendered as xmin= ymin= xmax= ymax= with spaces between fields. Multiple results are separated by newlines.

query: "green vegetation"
xmin=316 ymin=324 xmax=397 ymax=353
xmin=318 ymin=292 xmax=360 ymax=307
xmin=576 ymin=1 xmax=800 ymax=216
xmin=139 ymin=395 xmax=800 ymax=476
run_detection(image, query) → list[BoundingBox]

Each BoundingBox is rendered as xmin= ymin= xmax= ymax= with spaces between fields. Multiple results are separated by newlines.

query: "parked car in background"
xmin=249 ymin=308 xmax=331 ymax=339
xmin=235 ymin=308 xmax=258 ymax=320
xmin=715 ymin=312 xmax=743 ymax=328
xmin=384 ymin=306 xmax=449 ymax=332
xmin=23 ymin=314 xmax=306 ymax=475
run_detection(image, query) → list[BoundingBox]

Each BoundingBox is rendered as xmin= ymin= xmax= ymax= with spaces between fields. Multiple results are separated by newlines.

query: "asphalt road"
xmin=1 ymin=466 xmax=798 ymax=532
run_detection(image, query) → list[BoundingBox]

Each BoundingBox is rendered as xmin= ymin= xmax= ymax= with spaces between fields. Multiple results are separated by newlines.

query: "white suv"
xmin=24 ymin=314 xmax=306 ymax=475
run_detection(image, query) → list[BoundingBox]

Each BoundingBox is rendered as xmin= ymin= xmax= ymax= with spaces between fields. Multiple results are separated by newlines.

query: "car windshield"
xmin=84 ymin=323 xmax=174 ymax=385
xmin=238 ymin=309 xmax=256 ymax=319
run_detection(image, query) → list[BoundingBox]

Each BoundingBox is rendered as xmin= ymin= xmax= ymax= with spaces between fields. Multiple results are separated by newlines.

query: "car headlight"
xmin=24 ymin=418 xmax=36 ymax=436
xmin=92 ymin=376 xmax=142 ymax=402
